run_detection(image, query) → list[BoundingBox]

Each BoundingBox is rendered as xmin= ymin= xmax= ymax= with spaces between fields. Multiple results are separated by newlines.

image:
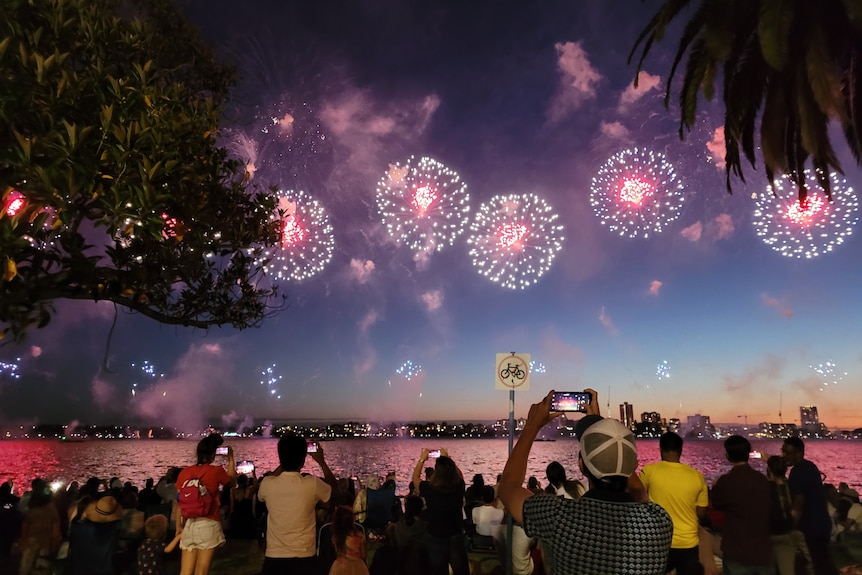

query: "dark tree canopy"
xmin=630 ymin=0 xmax=862 ymax=201
xmin=0 ymin=0 xmax=283 ymax=342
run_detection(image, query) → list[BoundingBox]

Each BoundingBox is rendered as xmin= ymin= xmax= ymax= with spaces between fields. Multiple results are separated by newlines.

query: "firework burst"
xmin=810 ymin=360 xmax=847 ymax=392
xmin=590 ymin=148 xmax=685 ymax=239
xmin=396 ymin=360 xmax=423 ymax=381
xmin=260 ymin=364 xmax=283 ymax=399
xmin=258 ymin=189 xmax=335 ymax=282
xmin=0 ymin=358 xmax=21 ymax=381
xmin=253 ymin=100 xmax=334 ymax=190
xmin=529 ymin=360 xmax=546 ymax=374
xmin=467 ymin=193 xmax=564 ymax=290
xmin=130 ymin=360 xmax=164 ymax=397
xmin=376 ymin=156 xmax=470 ymax=255
xmin=656 ymin=360 xmax=671 ymax=380
xmin=4 ymin=190 xmax=26 ymax=217
xmin=752 ymin=170 xmax=859 ymax=259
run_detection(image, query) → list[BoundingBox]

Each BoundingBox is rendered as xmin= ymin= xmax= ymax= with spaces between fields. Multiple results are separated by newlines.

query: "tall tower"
xmin=619 ymin=402 xmax=634 ymax=429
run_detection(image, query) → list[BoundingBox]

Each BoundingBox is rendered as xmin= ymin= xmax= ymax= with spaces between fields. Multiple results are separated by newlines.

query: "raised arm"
xmin=309 ymin=446 xmax=338 ymax=491
xmin=498 ymin=390 xmax=562 ymax=524
xmin=412 ymin=449 xmax=429 ymax=489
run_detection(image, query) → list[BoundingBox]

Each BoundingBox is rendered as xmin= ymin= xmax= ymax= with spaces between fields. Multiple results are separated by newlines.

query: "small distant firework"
xmin=376 ymin=156 xmax=470 ymax=255
xmin=810 ymin=360 xmax=847 ymax=392
xmin=590 ymin=148 xmax=685 ymax=238
xmin=258 ymin=189 xmax=335 ymax=281
xmin=656 ymin=361 xmax=671 ymax=380
xmin=0 ymin=358 xmax=21 ymax=381
xmin=260 ymin=364 xmax=283 ymax=399
xmin=467 ymin=193 xmax=564 ymax=290
xmin=529 ymin=360 xmax=546 ymax=374
xmin=130 ymin=360 xmax=164 ymax=397
xmin=752 ymin=170 xmax=859 ymax=259
xmin=252 ymin=100 xmax=334 ymax=190
xmin=4 ymin=190 xmax=26 ymax=217
xmin=396 ymin=360 xmax=423 ymax=381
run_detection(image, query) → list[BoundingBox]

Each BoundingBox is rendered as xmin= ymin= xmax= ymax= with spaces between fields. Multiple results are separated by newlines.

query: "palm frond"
xmin=841 ymin=44 xmax=862 ymax=162
xmin=805 ymin=12 xmax=846 ymax=119
xmin=725 ymin=34 xmax=769 ymax=168
xmin=761 ymin=73 xmax=791 ymax=175
xmin=678 ymin=39 xmax=713 ymax=137
xmin=758 ymin=0 xmax=795 ymax=71
xmin=662 ymin=2 xmax=709 ymax=107
xmin=629 ymin=0 xmax=695 ymax=77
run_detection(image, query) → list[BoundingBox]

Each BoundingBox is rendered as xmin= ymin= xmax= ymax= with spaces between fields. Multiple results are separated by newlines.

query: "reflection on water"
xmin=0 ymin=438 xmax=860 ymax=494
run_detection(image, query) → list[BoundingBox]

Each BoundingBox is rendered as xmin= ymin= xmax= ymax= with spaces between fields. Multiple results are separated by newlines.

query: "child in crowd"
xmin=329 ymin=505 xmax=369 ymax=575
xmin=136 ymin=514 xmax=180 ymax=575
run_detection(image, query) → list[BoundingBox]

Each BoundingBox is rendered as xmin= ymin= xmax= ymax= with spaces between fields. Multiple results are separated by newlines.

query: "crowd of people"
xmin=1 ymin=390 xmax=860 ymax=575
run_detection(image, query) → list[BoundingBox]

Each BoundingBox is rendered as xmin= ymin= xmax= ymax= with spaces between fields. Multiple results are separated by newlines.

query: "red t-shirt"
xmin=177 ymin=464 xmax=231 ymax=522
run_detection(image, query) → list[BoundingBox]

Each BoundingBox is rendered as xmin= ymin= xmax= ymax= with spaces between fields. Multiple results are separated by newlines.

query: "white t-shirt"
xmin=257 ymin=471 xmax=331 ymax=558
xmin=472 ymin=505 xmax=504 ymax=536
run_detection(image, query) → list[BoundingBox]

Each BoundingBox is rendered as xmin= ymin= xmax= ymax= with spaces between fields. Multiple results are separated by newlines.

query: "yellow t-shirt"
xmin=639 ymin=460 xmax=708 ymax=549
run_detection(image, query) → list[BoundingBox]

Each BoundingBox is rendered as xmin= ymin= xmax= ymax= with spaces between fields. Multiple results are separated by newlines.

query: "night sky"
xmin=2 ymin=0 xmax=862 ymax=431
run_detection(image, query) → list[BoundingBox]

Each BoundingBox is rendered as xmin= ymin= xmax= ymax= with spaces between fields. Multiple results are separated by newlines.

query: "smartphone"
xmin=216 ymin=446 xmax=229 ymax=456
xmin=236 ymin=460 xmax=255 ymax=475
xmin=428 ymin=449 xmax=441 ymax=458
xmin=550 ymin=391 xmax=591 ymax=412
xmin=306 ymin=441 xmax=319 ymax=453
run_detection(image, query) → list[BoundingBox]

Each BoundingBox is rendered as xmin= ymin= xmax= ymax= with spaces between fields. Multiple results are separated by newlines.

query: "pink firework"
xmin=257 ymin=189 xmax=335 ymax=281
xmin=5 ymin=190 xmax=25 ymax=217
xmin=376 ymin=156 xmax=470 ymax=254
xmin=468 ymin=193 xmax=564 ymax=290
xmin=618 ymin=178 xmax=654 ymax=205
xmin=281 ymin=216 xmax=306 ymax=246
xmin=590 ymin=148 xmax=685 ymax=238
xmin=497 ymin=223 xmax=528 ymax=248
xmin=753 ymin=169 xmax=859 ymax=258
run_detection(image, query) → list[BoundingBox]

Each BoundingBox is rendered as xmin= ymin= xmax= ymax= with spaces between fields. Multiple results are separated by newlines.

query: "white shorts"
xmin=180 ymin=517 xmax=225 ymax=551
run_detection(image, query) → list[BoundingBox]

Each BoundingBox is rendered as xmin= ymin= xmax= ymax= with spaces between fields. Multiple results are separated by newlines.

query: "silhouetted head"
xmin=782 ymin=437 xmax=805 ymax=466
xmin=196 ymin=434 xmax=223 ymax=465
xmin=659 ymin=432 xmax=683 ymax=455
xmin=430 ymin=456 xmax=461 ymax=494
xmin=277 ymin=434 xmax=307 ymax=471
xmin=724 ymin=435 xmax=751 ymax=463
xmin=546 ymin=461 xmax=567 ymax=487
xmin=766 ymin=455 xmax=787 ymax=479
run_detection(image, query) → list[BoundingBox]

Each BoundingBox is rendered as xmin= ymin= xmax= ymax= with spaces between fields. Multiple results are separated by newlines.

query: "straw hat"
xmin=83 ymin=495 xmax=124 ymax=523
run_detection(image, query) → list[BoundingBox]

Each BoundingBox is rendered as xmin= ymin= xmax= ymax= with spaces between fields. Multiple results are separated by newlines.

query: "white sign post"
xmin=496 ymin=352 xmax=530 ymax=575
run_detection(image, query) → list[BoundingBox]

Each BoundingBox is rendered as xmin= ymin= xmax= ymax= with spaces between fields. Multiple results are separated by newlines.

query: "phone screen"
xmin=428 ymin=449 xmax=441 ymax=458
xmin=306 ymin=441 xmax=318 ymax=453
xmin=550 ymin=391 xmax=591 ymax=412
xmin=236 ymin=460 xmax=255 ymax=475
xmin=216 ymin=446 xmax=228 ymax=456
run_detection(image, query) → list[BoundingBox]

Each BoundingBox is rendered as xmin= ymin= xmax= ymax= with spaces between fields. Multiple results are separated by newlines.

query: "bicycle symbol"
xmin=500 ymin=363 xmax=526 ymax=380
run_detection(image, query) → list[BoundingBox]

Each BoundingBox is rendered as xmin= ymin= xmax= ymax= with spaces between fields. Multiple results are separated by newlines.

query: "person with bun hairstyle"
xmin=175 ymin=433 xmax=236 ymax=575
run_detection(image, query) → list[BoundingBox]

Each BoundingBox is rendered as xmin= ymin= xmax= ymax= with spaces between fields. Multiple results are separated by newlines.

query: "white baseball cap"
xmin=579 ymin=418 xmax=638 ymax=480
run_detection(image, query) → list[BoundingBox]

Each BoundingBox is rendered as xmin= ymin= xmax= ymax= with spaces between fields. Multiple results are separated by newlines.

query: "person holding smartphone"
xmin=175 ymin=433 xmax=236 ymax=575
xmin=257 ymin=434 xmax=338 ymax=574
xmin=411 ymin=448 xmax=468 ymax=575
xmin=498 ymin=389 xmax=673 ymax=575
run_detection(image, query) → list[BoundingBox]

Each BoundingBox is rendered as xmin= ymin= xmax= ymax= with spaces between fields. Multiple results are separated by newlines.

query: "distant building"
xmin=635 ymin=411 xmax=663 ymax=438
xmin=685 ymin=413 xmax=716 ymax=439
xmin=800 ymin=406 xmax=819 ymax=427
xmin=620 ymin=402 xmax=635 ymax=429
xmin=667 ymin=418 xmax=680 ymax=433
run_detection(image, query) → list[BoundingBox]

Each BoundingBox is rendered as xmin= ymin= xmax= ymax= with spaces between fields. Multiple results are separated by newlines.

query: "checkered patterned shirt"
xmin=523 ymin=491 xmax=673 ymax=574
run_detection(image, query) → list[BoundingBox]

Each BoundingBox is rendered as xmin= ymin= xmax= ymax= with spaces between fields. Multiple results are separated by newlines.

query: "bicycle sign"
xmin=495 ymin=353 xmax=530 ymax=391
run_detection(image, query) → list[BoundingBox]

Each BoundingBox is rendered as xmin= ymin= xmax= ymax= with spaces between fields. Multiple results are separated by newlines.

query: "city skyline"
xmin=2 ymin=0 xmax=862 ymax=429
